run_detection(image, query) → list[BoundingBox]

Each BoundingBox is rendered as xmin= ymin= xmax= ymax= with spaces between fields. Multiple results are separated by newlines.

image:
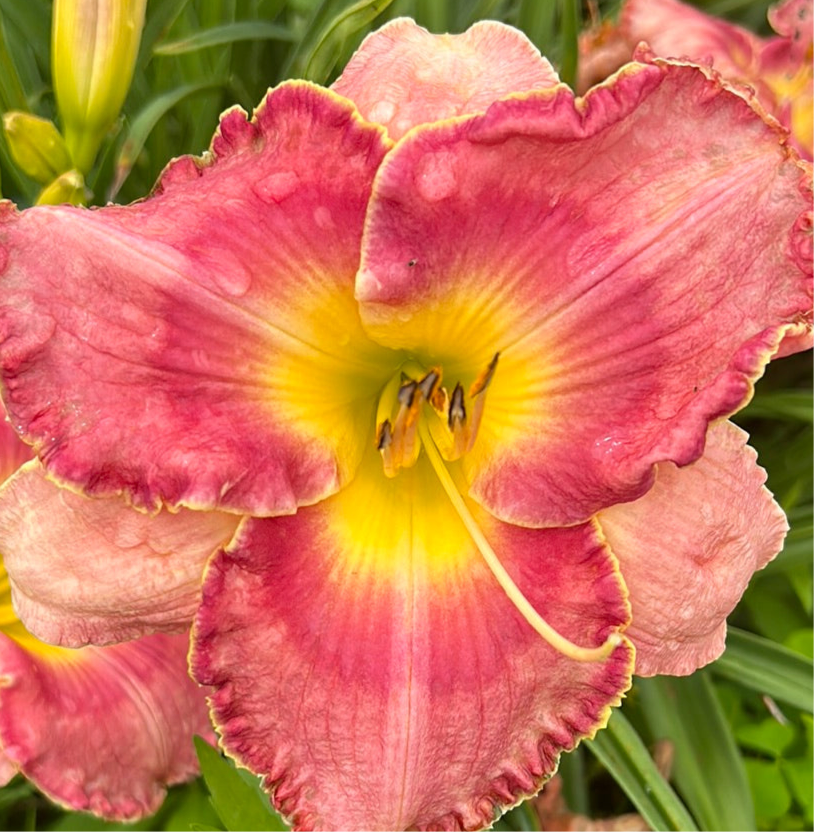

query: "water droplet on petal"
xmin=253 ymin=171 xmax=300 ymax=204
xmin=367 ymin=100 xmax=396 ymax=125
xmin=210 ymin=250 xmax=252 ymax=297
xmin=415 ymin=151 xmax=458 ymax=202
xmin=313 ymin=206 xmax=334 ymax=230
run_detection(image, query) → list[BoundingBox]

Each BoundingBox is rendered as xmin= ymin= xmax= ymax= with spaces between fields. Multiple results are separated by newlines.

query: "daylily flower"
xmin=0 ymin=417 xmax=219 ymax=820
xmin=578 ymin=0 xmax=813 ymax=160
xmin=0 ymin=18 xmax=810 ymax=831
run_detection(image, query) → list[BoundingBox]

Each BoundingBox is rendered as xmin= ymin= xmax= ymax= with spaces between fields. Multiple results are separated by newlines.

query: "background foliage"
xmin=0 ymin=0 xmax=811 ymax=829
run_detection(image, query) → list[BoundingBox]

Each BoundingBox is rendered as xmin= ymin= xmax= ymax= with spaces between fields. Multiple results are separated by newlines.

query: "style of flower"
xmin=578 ymin=0 xmax=813 ymax=160
xmin=0 ymin=417 xmax=220 ymax=820
xmin=0 ymin=17 xmax=810 ymax=831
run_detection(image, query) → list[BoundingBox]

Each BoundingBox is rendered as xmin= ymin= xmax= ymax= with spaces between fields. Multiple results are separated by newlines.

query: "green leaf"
xmin=782 ymin=757 xmax=814 ymax=821
xmin=585 ymin=708 xmax=698 ymax=831
xmin=712 ymin=627 xmax=814 ymax=713
xmin=109 ymin=81 xmax=225 ymax=199
xmin=741 ymin=390 xmax=813 ymax=423
xmin=744 ymin=758 xmax=793 ymax=822
xmin=558 ymin=0 xmax=580 ymax=88
xmin=154 ymin=21 xmax=297 ymax=55
xmin=515 ymin=0 xmax=557 ymax=55
xmin=303 ymin=0 xmax=396 ymax=82
xmin=638 ymin=672 xmax=756 ymax=831
xmin=735 ymin=718 xmax=796 ymax=758
xmin=0 ymin=11 xmax=28 ymax=113
xmin=194 ymin=736 xmax=287 ymax=831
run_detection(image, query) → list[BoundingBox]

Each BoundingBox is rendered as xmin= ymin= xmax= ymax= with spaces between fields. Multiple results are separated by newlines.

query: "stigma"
xmin=376 ymin=354 xmax=499 ymax=477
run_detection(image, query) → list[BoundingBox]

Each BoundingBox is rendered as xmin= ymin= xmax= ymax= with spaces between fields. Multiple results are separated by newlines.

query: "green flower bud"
xmin=36 ymin=169 xmax=87 ymax=205
xmin=52 ymin=0 xmax=147 ymax=173
xmin=3 ymin=112 xmax=73 ymax=184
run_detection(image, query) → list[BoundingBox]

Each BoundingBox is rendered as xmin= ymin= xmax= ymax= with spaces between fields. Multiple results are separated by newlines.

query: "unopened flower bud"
xmin=36 ymin=169 xmax=87 ymax=205
xmin=3 ymin=112 xmax=72 ymax=184
xmin=52 ymin=0 xmax=147 ymax=173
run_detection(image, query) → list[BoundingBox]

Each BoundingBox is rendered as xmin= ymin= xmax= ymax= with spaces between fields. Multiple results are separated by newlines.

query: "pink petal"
xmin=768 ymin=0 xmax=812 ymax=56
xmin=0 ymin=460 xmax=238 ymax=646
xmin=0 ymin=630 xmax=213 ymax=820
xmin=0 ymin=412 xmax=33 ymax=481
xmin=622 ymin=0 xmax=764 ymax=80
xmin=357 ymin=58 xmax=812 ymax=528
xmin=333 ymin=19 xmax=559 ymax=140
xmin=191 ymin=450 xmax=632 ymax=830
xmin=0 ymin=81 xmax=391 ymax=514
xmin=598 ymin=421 xmax=788 ymax=677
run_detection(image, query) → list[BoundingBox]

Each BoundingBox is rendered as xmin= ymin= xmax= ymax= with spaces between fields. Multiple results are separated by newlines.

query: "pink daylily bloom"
xmin=0 ymin=418 xmax=216 ymax=820
xmin=0 ymin=18 xmax=811 ymax=830
xmin=579 ymin=0 xmax=813 ymax=160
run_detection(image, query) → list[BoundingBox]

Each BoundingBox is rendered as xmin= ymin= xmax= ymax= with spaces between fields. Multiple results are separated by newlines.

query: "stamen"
xmin=418 ymin=420 xmax=622 ymax=663
xmin=466 ymin=353 xmax=499 ymax=452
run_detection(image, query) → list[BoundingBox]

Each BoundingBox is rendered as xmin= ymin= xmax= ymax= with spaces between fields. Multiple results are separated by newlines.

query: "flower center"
xmin=375 ymin=354 xmax=498 ymax=478
xmin=374 ymin=358 xmax=622 ymax=664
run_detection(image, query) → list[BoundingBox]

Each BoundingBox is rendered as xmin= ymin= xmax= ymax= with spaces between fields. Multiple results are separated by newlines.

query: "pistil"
xmin=417 ymin=419 xmax=623 ymax=663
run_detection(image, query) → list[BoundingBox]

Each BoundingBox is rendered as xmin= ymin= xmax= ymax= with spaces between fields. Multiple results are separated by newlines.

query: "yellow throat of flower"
xmin=374 ymin=358 xmax=622 ymax=664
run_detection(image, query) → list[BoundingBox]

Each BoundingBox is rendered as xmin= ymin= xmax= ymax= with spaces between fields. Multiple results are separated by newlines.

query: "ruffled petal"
xmin=622 ymin=0 xmax=764 ymax=80
xmin=191 ymin=450 xmax=632 ymax=830
xmin=0 ymin=628 xmax=213 ymax=820
xmin=0 ymin=81 xmax=392 ymax=514
xmin=332 ymin=18 xmax=559 ymax=140
xmin=0 ymin=412 xmax=33 ymax=481
xmin=358 ymin=58 xmax=812 ymax=528
xmin=598 ymin=421 xmax=787 ymax=677
xmin=0 ymin=460 xmax=238 ymax=646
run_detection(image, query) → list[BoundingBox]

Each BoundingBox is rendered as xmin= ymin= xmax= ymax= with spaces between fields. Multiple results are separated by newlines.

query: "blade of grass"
xmin=0 ymin=11 xmax=29 ymax=112
xmin=515 ymin=0 xmax=557 ymax=56
xmin=154 ymin=20 xmax=297 ymax=55
xmin=559 ymin=0 xmax=580 ymax=88
xmin=638 ymin=672 xmax=756 ymax=831
xmin=586 ymin=709 xmax=699 ymax=831
xmin=712 ymin=627 xmax=813 ymax=713
xmin=302 ymin=0 xmax=396 ymax=82
xmin=109 ymin=80 xmax=225 ymax=199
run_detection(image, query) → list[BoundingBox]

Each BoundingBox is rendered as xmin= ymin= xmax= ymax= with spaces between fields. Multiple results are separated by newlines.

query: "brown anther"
xmin=470 ymin=352 xmax=499 ymax=397
xmin=398 ymin=380 xmax=418 ymax=408
xmin=448 ymin=383 xmax=466 ymax=428
xmin=418 ymin=368 xmax=441 ymax=401
xmin=376 ymin=419 xmax=393 ymax=452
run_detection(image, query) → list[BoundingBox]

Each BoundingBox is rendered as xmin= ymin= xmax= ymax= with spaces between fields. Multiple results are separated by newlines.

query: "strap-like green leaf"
xmin=586 ymin=708 xmax=699 ymax=831
xmin=713 ymin=627 xmax=814 ymax=713
xmin=194 ymin=737 xmax=287 ymax=831
xmin=638 ymin=672 xmax=756 ymax=831
xmin=154 ymin=21 xmax=297 ymax=56
xmin=109 ymin=80 xmax=225 ymax=199
xmin=303 ymin=0 xmax=395 ymax=83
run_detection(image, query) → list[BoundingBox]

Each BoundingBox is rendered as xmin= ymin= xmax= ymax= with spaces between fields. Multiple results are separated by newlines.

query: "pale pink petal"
xmin=333 ymin=18 xmax=559 ymax=140
xmin=0 ymin=751 xmax=15 ymax=786
xmin=0 ymin=630 xmax=213 ymax=820
xmin=598 ymin=421 xmax=788 ymax=677
xmin=357 ymin=58 xmax=812 ymax=528
xmin=192 ymin=450 xmax=632 ymax=830
xmin=0 ymin=82 xmax=392 ymax=515
xmin=0 ymin=460 xmax=238 ymax=646
xmin=622 ymin=0 xmax=764 ymax=79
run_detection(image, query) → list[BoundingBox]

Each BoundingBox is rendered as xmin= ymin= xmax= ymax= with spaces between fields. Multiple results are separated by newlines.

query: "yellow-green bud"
xmin=52 ymin=0 xmax=147 ymax=174
xmin=3 ymin=112 xmax=73 ymax=185
xmin=36 ymin=169 xmax=87 ymax=206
